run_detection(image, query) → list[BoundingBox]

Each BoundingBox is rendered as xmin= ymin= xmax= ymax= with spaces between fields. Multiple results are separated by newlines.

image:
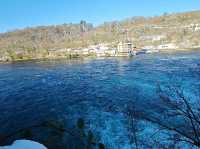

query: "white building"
xmin=96 ymin=48 xmax=106 ymax=57
xmin=117 ymin=42 xmax=135 ymax=56
xmin=142 ymin=45 xmax=157 ymax=50
xmin=140 ymin=35 xmax=165 ymax=41
xmin=81 ymin=48 xmax=90 ymax=55
xmin=157 ymin=43 xmax=178 ymax=49
xmin=105 ymin=49 xmax=116 ymax=56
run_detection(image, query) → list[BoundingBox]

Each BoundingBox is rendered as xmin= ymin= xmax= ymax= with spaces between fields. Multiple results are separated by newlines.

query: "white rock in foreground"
xmin=0 ymin=140 xmax=47 ymax=149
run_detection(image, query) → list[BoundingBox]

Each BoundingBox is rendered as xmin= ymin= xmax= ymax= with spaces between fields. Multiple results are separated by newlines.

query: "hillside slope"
xmin=0 ymin=11 xmax=200 ymax=61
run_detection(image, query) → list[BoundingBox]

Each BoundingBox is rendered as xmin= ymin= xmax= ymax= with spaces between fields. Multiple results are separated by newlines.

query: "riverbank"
xmin=0 ymin=53 xmax=97 ymax=63
xmin=158 ymin=48 xmax=200 ymax=54
xmin=0 ymin=48 xmax=199 ymax=64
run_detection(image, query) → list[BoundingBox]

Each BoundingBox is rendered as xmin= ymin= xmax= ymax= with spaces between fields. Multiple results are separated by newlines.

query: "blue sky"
xmin=0 ymin=0 xmax=199 ymax=32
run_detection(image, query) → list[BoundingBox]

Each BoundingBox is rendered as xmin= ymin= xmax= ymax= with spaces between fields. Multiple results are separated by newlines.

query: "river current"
xmin=0 ymin=51 xmax=200 ymax=148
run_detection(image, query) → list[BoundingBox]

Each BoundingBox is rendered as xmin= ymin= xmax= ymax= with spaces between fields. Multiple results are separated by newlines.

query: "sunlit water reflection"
xmin=0 ymin=51 xmax=200 ymax=148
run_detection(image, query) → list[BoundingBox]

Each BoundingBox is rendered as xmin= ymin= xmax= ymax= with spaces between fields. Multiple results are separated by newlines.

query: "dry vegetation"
xmin=0 ymin=11 xmax=200 ymax=61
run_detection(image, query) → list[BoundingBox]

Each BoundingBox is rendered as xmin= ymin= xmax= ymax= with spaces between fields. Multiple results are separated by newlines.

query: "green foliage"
xmin=0 ymin=118 xmax=105 ymax=149
xmin=77 ymin=118 xmax=86 ymax=138
xmin=86 ymin=130 xmax=94 ymax=149
xmin=75 ymin=118 xmax=105 ymax=149
xmin=45 ymin=120 xmax=64 ymax=129
xmin=21 ymin=129 xmax=33 ymax=139
xmin=77 ymin=118 xmax=85 ymax=130
xmin=99 ymin=143 xmax=105 ymax=149
xmin=87 ymin=130 xmax=94 ymax=143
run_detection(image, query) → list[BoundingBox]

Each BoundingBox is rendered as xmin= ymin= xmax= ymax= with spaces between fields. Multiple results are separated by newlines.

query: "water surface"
xmin=0 ymin=51 xmax=200 ymax=148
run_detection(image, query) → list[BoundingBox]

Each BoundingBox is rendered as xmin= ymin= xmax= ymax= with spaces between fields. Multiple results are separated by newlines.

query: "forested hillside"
xmin=0 ymin=10 xmax=200 ymax=61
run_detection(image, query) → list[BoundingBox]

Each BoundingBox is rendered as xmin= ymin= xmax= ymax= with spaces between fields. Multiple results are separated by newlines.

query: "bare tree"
xmin=124 ymin=101 xmax=144 ymax=149
xmin=141 ymin=84 xmax=200 ymax=148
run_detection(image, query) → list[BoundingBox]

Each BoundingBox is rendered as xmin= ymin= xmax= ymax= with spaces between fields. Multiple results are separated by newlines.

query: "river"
xmin=0 ymin=51 xmax=200 ymax=148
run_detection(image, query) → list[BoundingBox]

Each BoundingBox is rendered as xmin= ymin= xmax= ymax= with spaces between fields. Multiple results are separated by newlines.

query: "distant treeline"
xmin=0 ymin=10 xmax=200 ymax=61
